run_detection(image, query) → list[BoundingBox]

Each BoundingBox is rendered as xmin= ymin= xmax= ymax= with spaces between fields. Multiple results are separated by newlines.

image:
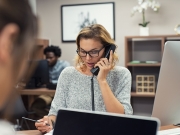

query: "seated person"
xmin=46 ymin=45 xmax=70 ymax=85
xmin=31 ymin=45 xmax=70 ymax=119
xmin=35 ymin=24 xmax=133 ymax=133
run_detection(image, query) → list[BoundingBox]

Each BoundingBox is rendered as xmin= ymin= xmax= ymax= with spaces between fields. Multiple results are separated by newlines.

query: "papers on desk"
xmin=44 ymin=129 xmax=53 ymax=135
xmin=158 ymin=128 xmax=180 ymax=135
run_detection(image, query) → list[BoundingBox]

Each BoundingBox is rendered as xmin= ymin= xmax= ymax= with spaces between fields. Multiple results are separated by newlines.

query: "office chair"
xmin=12 ymin=95 xmax=35 ymax=131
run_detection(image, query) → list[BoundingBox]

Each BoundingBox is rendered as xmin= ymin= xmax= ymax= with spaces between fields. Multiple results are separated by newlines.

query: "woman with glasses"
xmin=36 ymin=24 xmax=133 ymax=133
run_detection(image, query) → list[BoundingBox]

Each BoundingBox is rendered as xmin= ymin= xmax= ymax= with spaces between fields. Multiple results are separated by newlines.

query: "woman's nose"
xmin=85 ymin=53 xmax=92 ymax=60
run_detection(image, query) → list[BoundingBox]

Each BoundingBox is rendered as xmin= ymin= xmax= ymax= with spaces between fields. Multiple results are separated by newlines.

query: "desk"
xmin=16 ymin=125 xmax=179 ymax=135
xmin=160 ymin=125 xmax=178 ymax=130
xmin=16 ymin=130 xmax=42 ymax=135
xmin=18 ymin=88 xmax=55 ymax=109
xmin=18 ymin=88 xmax=55 ymax=95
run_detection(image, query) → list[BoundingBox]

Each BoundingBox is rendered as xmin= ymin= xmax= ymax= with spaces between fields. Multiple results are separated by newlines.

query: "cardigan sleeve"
xmin=113 ymin=67 xmax=133 ymax=115
xmin=48 ymin=67 xmax=70 ymax=116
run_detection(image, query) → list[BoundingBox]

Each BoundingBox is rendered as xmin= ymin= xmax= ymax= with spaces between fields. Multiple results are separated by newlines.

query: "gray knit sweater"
xmin=49 ymin=66 xmax=133 ymax=115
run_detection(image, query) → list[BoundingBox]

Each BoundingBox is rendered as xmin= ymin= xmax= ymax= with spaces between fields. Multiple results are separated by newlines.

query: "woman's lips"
xmin=86 ymin=62 xmax=95 ymax=68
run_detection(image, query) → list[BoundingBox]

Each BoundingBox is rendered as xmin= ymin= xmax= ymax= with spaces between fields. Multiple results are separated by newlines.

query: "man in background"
xmin=45 ymin=45 xmax=70 ymax=85
xmin=31 ymin=45 xmax=70 ymax=119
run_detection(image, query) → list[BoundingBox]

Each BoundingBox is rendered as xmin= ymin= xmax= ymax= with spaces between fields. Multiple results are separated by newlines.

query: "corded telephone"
xmin=90 ymin=44 xmax=116 ymax=76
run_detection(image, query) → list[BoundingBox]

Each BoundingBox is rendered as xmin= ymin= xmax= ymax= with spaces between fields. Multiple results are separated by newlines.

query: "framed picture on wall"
xmin=61 ymin=2 xmax=115 ymax=42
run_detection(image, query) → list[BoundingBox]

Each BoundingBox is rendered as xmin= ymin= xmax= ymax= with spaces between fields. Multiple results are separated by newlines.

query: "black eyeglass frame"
xmin=76 ymin=46 xmax=106 ymax=57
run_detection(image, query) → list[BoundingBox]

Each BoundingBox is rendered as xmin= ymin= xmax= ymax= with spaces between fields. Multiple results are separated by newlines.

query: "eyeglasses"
xmin=76 ymin=46 xmax=105 ymax=57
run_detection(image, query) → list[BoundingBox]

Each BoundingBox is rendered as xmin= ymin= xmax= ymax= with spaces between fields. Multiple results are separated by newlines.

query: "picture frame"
xmin=61 ymin=2 xmax=115 ymax=42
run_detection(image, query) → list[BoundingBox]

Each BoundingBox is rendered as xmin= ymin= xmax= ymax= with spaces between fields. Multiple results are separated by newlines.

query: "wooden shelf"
xmin=131 ymin=92 xmax=155 ymax=97
xmin=125 ymin=35 xmax=180 ymax=39
xmin=125 ymin=35 xmax=180 ymax=115
xmin=36 ymin=39 xmax=49 ymax=46
xmin=29 ymin=39 xmax=49 ymax=60
xmin=127 ymin=63 xmax=161 ymax=67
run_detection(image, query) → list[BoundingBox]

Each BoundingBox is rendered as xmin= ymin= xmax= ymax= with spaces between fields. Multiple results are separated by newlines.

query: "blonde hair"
xmin=75 ymin=24 xmax=118 ymax=71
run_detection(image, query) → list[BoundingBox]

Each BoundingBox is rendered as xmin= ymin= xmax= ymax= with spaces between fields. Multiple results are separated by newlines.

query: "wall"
xmin=36 ymin=0 xmax=180 ymax=66
xmin=29 ymin=0 xmax=36 ymax=14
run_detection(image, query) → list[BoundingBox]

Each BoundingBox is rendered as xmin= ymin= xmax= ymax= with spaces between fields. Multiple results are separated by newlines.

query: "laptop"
xmin=53 ymin=108 xmax=159 ymax=135
xmin=152 ymin=41 xmax=180 ymax=126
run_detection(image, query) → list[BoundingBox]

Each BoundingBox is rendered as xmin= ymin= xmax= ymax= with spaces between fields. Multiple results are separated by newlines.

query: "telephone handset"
xmin=90 ymin=44 xmax=116 ymax=76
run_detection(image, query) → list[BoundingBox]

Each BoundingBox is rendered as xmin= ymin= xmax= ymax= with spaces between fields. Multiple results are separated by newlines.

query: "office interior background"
xmin=26 ymin=0 xmax=180 ymax=116
xmin=30 ymin=0 xmax=180 ymax=66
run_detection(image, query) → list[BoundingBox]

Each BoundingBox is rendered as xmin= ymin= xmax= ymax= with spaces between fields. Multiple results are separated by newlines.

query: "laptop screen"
xmin=53 ymin=108 xmax=159 ymax=135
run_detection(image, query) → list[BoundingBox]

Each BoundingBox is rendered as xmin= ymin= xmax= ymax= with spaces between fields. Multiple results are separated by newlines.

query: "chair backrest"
xmin=12 ymin=96 xmax=28 ymax=119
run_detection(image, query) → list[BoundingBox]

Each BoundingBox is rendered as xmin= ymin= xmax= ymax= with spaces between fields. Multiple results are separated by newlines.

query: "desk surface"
xmin=18 ymin=88 xmax=55 ymax=95
xmin=160 ymin=125 xmax=178 ymax=130
xmin=16 ymin=125 xmax=179 ymax=135
xmin=18 ymin=88 xmax=56 ymax=109
xmin=16 ymin=130 xmax=42 ymax=135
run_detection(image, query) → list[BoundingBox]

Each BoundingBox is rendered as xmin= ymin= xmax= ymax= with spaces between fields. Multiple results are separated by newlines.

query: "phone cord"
xmin=91 ymin=75 xmax=95 ymax=111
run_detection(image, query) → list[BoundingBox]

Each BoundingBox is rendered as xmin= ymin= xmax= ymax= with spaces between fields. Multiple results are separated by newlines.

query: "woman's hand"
xmin=35 ymin=116 xmax=53 ymax=133
xmin=94 ymin=50 xmax=113 ymax=82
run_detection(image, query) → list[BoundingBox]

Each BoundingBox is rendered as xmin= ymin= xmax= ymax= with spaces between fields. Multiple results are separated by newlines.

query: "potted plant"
xmin=131 ymin=0 xmax=160 ymax=35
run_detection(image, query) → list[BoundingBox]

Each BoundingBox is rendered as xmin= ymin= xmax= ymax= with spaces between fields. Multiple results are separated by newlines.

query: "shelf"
xmin=125 ymin=35 xmax=180 ymax=39
xmin=131 ymin=92 xmax=155 ymax=97
xmin=29 ymin=39 xmax=49 ymax=60
xmin=36 ymin=39 xmax=49 ymax=46
xmin=125 ymin=35 xmax=180 ymax=115
xmin=127 ymin=62 xmax=161 ymax=67
xmin=132 ymin=38 xmax=162 ymax=41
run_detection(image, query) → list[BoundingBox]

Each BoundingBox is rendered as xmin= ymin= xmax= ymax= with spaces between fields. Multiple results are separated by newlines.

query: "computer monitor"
xmin=26 ymin=59 xmax=49 ymax=89
xmin=152 ymin=41 xmax=180 ymax=126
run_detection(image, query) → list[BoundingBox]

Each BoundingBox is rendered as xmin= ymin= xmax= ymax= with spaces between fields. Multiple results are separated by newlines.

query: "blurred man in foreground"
xmin=0 ymin=0 xmax=38 ymax=134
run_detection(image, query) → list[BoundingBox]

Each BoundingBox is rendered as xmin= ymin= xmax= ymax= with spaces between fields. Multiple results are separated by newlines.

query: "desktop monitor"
xmin=26 ymin=59 xmax=49 ymax=89
xmin=152 ymin=41 xmax=180 ymax=126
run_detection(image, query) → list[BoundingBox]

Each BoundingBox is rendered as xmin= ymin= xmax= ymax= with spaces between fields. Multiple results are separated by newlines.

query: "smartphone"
xmin=90 ymin=44 xmax=116 ymax=76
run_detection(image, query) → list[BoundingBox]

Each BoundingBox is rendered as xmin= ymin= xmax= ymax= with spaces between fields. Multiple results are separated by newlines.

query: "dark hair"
xmin=44 ymin=45 xmax=61 ymax=57
xmin=0 ymin=0 xmax=38 ymax=120
xmin=0 ymin=0 xmax=38 ymax=82
xmin=0 ymin=0 xmax=37 ymax=48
